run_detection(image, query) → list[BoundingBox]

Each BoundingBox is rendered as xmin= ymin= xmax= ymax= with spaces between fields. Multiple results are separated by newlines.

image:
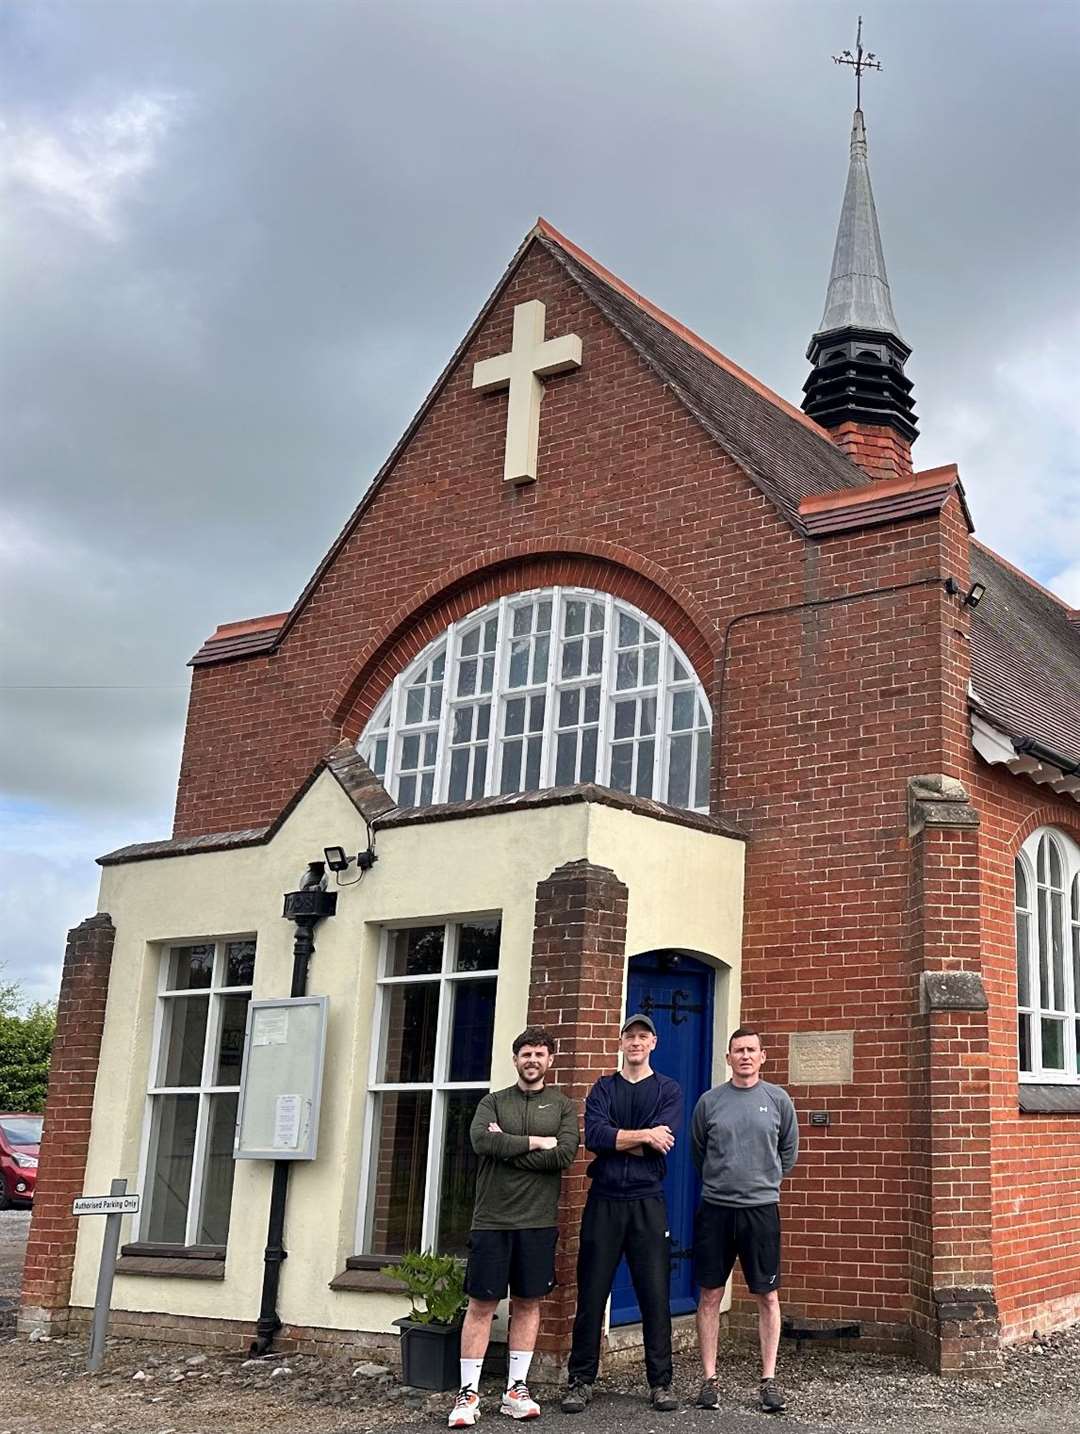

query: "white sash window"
xmin=1016 ymin=830 xmax=1080 ymax=1081
xmin=139 ymin=939 xmax=255 ymax=1245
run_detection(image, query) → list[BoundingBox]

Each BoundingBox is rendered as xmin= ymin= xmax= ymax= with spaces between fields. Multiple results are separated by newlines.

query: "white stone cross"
xmin=472 ymin=300 xmax=582 ymax=485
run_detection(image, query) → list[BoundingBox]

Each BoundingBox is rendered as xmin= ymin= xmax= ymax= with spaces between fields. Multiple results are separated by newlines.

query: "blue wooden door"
xmin=610 ymin=951 xmax=714 ymax=1325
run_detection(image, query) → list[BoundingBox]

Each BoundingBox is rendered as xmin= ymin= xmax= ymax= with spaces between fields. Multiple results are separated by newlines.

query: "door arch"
xmin=610 ymin=949 xmax=716 ymax=1325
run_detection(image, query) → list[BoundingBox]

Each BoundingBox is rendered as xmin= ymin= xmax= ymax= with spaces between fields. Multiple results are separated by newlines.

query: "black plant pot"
xmin=392 ymin=1315 xmax=463 ymax=1392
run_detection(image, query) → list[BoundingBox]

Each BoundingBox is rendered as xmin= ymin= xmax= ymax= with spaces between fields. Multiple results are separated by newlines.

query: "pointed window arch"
xmin=359 ymin=587 xmax=711 ymax=813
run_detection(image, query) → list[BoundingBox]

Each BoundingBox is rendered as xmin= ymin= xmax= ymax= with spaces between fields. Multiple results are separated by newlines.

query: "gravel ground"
xmin=5 ymin=1332 xmax=1080 ymax=1434
xmin=4 ymin=1213 xmax=1080 ymax=1433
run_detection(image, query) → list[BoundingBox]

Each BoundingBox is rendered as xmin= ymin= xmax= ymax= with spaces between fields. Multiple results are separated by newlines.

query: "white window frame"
xmin=355 ymin=916 xmax=500 ymax=1257
xmin=135 ymin=937 xmax=255 ymax=1245
xmin=1016 ymin=828 xmax=1080 ymax=1084
xmin=359 ymin=586 xmax=711 ymax=813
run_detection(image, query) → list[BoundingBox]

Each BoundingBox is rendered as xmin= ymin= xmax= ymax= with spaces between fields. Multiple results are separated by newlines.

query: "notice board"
xmin=234 ymin=996 xmax=328 ymax=1161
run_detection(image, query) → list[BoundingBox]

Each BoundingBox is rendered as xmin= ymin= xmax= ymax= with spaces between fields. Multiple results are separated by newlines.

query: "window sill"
xmin=1019 ymin=1084 xmax=1080 ymax=1114
xmin=116 ymin=1255 xmax=225 ymax=1280
xmin=330 ymin=1255 xmax=403 ymax=1294
xmin=116 ymin=1243 xmax=227 ymax=1280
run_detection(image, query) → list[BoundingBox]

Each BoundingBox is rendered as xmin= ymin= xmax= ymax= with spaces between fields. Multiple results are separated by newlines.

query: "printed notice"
xmin=253 ymin=1008 xmax=289 ymax=1047
xmin=272 ymin=1094 xmax=303 ymax=1149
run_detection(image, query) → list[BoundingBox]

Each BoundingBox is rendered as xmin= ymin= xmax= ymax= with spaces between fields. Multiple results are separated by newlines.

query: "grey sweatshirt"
xmin=691 ymin=1079 xmax=799 ymax=1207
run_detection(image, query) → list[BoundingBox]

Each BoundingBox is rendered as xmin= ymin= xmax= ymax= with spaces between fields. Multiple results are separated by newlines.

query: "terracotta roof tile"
xmin=798 ymin=465 xmax=971 ymax=536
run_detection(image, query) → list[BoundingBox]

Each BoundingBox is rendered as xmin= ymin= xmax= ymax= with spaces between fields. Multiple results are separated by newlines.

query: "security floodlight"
xmin=323 ymin=846 xmax=350 ymax=873
xmin=964 ymin=582 xmax=986 ymax=609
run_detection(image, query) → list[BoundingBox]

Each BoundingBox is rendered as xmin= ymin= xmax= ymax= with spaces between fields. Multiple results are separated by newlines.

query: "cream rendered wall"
xmin=72 ymin=775 xmax=743 ymax=1338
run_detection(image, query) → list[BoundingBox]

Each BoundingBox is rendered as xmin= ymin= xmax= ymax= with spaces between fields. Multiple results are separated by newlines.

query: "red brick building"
xmin=23 ymin=107 xmax=1080 ymax=1376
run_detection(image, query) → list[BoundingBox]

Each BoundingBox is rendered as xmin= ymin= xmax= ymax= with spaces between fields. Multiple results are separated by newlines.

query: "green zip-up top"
xmin=468 ymin=1084 xmax=579 ymax=1231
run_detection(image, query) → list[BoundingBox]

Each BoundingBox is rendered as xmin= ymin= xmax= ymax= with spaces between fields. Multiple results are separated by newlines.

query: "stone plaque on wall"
xmin=788 ymin=1031 xmax=854 ymax=1085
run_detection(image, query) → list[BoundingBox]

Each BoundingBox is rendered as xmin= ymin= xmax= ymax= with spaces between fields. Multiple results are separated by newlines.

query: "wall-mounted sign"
xmin=234 ymin=996 xmax=329 ymax=1161
xmin=73 ymin=1194 xmax=141 ymax=1216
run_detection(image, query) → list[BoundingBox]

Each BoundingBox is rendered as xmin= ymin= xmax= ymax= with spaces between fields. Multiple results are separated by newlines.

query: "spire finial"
xmin=832 ymin=16 xmax=881 ymax=111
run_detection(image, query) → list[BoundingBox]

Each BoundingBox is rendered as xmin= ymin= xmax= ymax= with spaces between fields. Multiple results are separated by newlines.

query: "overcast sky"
xmin=2 ymin=0 xmax=1078 ymax=1003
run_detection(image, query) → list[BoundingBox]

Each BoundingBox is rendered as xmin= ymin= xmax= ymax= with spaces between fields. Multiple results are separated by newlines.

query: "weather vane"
xmin=833 ymin=16 xmax=881 ymax=111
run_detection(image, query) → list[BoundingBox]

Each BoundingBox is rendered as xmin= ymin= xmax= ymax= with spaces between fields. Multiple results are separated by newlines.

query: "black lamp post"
xmin=249 ymin=861 xmax=337 ymax=1356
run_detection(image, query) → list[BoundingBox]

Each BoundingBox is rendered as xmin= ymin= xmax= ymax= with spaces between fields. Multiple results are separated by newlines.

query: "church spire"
xmin=802 ymin=25 xmax=918 ymax=481
xmin=816 ymin=108 xmax=903 ymax=339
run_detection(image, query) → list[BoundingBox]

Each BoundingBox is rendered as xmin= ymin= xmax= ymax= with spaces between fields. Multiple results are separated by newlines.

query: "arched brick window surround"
xmin=331 ymin=543 xmax=716 ymax=740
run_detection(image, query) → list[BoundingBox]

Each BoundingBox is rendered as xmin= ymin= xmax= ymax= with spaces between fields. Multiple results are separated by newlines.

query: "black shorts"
xmin=692 ymin=1201 xmax=781 ymax=1295
xmin=464 ymin=1227 xmax=559 ymax=1301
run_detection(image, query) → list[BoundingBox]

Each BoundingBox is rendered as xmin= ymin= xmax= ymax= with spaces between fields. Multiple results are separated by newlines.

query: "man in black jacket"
xmin=561 ymin=1013 xmax=683 ymax=1414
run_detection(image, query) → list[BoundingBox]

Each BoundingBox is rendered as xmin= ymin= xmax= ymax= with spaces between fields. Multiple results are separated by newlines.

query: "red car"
xmin=0 ymin=1113 xmax=42 ymax=1208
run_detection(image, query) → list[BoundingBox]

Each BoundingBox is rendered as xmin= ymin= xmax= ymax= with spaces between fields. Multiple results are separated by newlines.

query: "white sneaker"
xmin=500 ymin=1381 xmax=541 ymax=1420
xmin=449 ymin=1386 xmax=481 ymax=1427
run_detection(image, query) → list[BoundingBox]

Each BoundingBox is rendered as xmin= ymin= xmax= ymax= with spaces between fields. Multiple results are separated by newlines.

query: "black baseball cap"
xmin=620 ymin=1013 xmax=657 ymax=1037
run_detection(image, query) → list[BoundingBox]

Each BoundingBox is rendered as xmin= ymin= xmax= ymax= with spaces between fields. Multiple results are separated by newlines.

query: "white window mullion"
xmin=354 ymin=1092 xmax=379 ymax=1253
xmin=185 ymin=1092 xmax=212 ymax=1245
xmin=653 ymin=630 xmax=670 ymax=802
xmin=385 ymin=674 xmax=404 ymax=803
xmin=483 ymin=597 xmax=510 ymax=797
xmin=134 ymin=1095 xmax=156 ymax=1242
xmin=538 ymin=586 xmax=562 ymax=789
xmin=433 ymin=623 xmax=459 ymax=805
xmin=595 ymin=594 xmax=616 ymax=787
xmin=422 ymin=1088 xmax=447 ymax=1252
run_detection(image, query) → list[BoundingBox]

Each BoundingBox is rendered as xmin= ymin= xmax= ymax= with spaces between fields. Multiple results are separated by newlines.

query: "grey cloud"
xmin=2 ymin=0 xmax=1079 ymax=997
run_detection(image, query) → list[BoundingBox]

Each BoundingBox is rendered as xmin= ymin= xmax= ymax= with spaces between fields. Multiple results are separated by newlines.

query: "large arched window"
xmin=359 ymin=587 xmax=711 ymax=813
xmin=1015 ymin=828 xmax=1080 ymax=1080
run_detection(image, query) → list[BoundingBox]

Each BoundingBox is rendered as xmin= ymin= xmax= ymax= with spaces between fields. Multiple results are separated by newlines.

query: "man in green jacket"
xmin=448 ymin=1026 xmax=579 ymax=1428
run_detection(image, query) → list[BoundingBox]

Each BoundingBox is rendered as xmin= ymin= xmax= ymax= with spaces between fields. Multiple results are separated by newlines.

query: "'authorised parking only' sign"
xmin=72 ymin=1194 xmax=141 ymax=1216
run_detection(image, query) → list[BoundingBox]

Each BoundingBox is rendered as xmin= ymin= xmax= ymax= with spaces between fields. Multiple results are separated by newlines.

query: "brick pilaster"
xmin=908 ymin=780 xmax=999 ymax=1374
xmin=526 ymin=859 xmax=628 ymax=1365
xmin=19 ymin=913 xmax=116 ymax=1335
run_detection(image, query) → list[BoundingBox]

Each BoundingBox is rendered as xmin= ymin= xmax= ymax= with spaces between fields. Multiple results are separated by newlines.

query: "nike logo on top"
xmin=538 ymin=1103 xmax=551 ymax=1109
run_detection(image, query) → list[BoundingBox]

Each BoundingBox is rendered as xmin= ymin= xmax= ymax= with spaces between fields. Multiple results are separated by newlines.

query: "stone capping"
xmin=932 ymin=1286 xmax=999 ymax=1322
xmin=908 ymin=774 xmax=980 ymax=837
xmin=102 ymin=752 xmax=741 ymax=866
xmin=375 ymin=782 xmax=746 ymax=840
xmin=920 ymin=971 xmax=988 ymax=1013
xmin=98 ymin=826 xmax=270 ymax=865
xmin=1018 ymin=1083 xmax=1080 ymax=1114
xmin=325 ymin=740 xmax=396 ymax=820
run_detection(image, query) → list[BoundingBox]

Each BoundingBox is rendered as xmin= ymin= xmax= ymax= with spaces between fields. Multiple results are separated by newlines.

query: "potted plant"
xmin=381 ymin=1249 xmax=467 ymax=1391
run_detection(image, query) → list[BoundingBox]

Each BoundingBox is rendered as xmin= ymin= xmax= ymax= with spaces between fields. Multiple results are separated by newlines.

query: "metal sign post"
xmin=72 ymin=1177 xmax=140 ymax=1373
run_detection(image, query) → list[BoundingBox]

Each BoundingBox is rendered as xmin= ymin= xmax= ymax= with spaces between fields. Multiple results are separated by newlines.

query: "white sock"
xmin=507 ymin=1350 xmax=533 ymax=1388
xmin=459 ymin=1358 xmax=483 ymax=1393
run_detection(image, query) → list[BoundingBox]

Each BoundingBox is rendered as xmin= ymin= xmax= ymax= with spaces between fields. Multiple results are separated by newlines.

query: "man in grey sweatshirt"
xmin=690 ymin=1026 xmax=798 ymax=1414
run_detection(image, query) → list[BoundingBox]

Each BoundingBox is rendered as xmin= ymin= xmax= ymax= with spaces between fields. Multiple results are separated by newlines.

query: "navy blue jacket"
xmin=583 ymin=1070 xmax=684 ymax=1200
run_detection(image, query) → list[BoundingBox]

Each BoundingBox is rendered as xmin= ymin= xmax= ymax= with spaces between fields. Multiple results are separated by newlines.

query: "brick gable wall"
xmin=170 ymin=241 xmax=991 ymax=1349
xmin=164 ymin=235 xmax=1080 ymax=1359
xmin=174 ymin=242 xmax=757 ymax=839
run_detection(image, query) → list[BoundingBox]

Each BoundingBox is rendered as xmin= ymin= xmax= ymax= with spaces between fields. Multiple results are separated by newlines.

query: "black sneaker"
xmin=650 ymin=1385 xmax=678 ymax=1412
xmin=697 ymin=1376 xmax=719 ymax=1409
xmin=759 ymin=1377 xmax=786 ymax=1413
xmin=560 ymin=1382 xmax=592 ymax=1414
